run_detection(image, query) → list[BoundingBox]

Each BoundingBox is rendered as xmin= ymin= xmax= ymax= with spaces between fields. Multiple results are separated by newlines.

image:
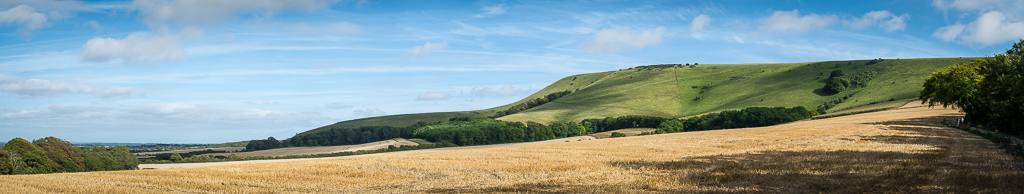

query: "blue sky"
xmin=1 ymin=0 xmax=1022 ymax=143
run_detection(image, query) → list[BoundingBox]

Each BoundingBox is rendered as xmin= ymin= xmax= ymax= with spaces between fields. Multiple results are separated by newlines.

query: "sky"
xmin=1 ymin=0 xmax=1022 ymax=143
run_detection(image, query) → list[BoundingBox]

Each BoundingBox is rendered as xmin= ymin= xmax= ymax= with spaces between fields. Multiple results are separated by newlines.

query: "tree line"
xmin=920 ymin=39 xmax=1024 ymax=137
xmin=1 ymin=136 xmax=138 ymax=175
xmin=681 ymin=106 xmax=816 ymax=131
xmin=243 ymin=106 xmax=815 ymax=152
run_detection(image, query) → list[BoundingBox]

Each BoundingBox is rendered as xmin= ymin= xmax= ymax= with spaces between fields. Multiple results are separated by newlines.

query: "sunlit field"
xmin=3 ymin=102 xmax=1021 ymax=193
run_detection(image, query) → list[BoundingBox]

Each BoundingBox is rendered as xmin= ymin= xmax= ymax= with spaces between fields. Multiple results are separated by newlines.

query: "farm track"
xmin=2 ymin=102 xmax=1022 ymax=193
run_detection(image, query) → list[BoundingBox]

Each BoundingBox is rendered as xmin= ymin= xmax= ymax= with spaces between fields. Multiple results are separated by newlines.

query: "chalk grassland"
xmin=299 ymin=58 xmax=974 ymax=136
xmin=499 ymin=67 xmax=682 ymax=124
xmin=3 ymin=104 xmax=1022 ymax=193
xmin=500 ymin=58 xmax=976 ymax=124
xmin=813 ymin=98 xmax=915 ymax=119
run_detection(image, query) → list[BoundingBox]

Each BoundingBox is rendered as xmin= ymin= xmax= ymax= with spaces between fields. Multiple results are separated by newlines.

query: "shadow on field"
xmin=422 ymin=115 xmax=1024 ymax=193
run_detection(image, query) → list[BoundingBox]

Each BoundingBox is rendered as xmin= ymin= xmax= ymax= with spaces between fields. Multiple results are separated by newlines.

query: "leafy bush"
xmin=824 ymin=77 xmax=851 ymax=93
xmin=829 ymin=70 xmax=844 ymax=79
xmin=609 ymin=132 xmax=627 ymax=138
xmin=656 ymin=119 xmax=685 ymax=133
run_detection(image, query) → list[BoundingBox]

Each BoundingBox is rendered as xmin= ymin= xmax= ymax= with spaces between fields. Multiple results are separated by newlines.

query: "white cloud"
xmin=579 ymin=27 xmax=666 ymax=54
xmin=963 ymin=11 xmax=1024 ymax=46
xmin=689 ymin=14 xmax=711 ymax=32
xmin=879 ymin=14 xmax=910 ymax=32
xmin=846 ymin=10 xmax=909 ymax=32
xmin=127 ymin=103 xmax=203 ymax=117
xmin=325 ymin=102 xmax=353 ymax=109
xmin=130 ymin=0 xmax=333 ymax=29
xmin=934 ymin=11 xmax=1024 ymax=47
xmin=0 ymin=74 xmax=19 ymax=83
xmin=80 ymin=32 xmax=186 ymax=64
xmin=405 ymin=41 xmax=448 ymax=58
xmin=292 ymin=22 xmax=362 ymax=34
xmin=0 ymin=1 xmax=92 ymax=40
xmin=472 ymin=85 xmax=530 ymax=97
xmin=476 ymin=3 xmax=508 ymax=18
xmin=84 ymin=20 xmax=102 ymax=31
xmin=0 ymin=75 xmax=145 ymax=99
xmin=222 ymin=108 xmax=293 ymax=120
xmin=758 ymin=9 xmax=837 ymax=33
xmin=933 ymin=24 xmax=965 ymax=41
xmin=416 ymin=91 xmax=451 ymax=100
xmin=933 ymin=0 xmax=1024 ymax=15
xmin=0 ymin=5 xmax=48 ymax=40
xmin=353 ymin=108 xmax=386 ymax=117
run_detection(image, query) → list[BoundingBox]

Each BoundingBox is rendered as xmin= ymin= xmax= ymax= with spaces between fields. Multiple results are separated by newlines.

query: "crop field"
xmin=204 ymin=139 xmax=419 ymax=158
xmin=133 ymin=147 xmax=246 ymax=155
xmin=3 ymin=103 xmax=1021 ymax=193
xmin=589 ymin=128 xmax=656 ymax=139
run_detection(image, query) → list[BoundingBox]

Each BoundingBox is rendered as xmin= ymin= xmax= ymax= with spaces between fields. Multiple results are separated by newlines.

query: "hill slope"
xmin=301 ymin=57 xmax=976 ymax=136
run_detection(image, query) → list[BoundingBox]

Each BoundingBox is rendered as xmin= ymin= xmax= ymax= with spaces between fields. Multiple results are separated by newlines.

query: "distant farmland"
xmin=3 ymin=102 xmax=1021 ymax=193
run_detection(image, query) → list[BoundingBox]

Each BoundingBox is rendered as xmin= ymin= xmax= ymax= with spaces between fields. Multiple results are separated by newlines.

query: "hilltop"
xmin=298 ymin=57 xmax=975 ymax=137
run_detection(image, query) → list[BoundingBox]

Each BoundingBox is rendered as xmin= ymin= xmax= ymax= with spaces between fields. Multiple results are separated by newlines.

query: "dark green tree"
xmin=4 ymin=138 xmax=61 ymax=174
xmin=0 ymin=146 xmax=11 ymax=175
xmin=824 ymin=77 xmax=851 ymax=93
xmin=657 ymin=119 xmax=686 ymax=133
xmin=920 ymin=39 xmax=1024 ymax=136
xmin=829 ymin=70 xmax=844 ymax=79
xmin=169 ymin=153 xmax=184 ymax=162
xmin=34 ymin=136 xmax=86 ymax=172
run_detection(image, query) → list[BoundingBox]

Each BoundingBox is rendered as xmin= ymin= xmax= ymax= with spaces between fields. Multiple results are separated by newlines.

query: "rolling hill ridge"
xmin=297 ymin=57 xmax=976 ymax=137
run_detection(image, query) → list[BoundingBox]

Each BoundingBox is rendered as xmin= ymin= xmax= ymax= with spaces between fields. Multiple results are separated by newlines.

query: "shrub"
xmin=609 ymin=132 xmax=627 ymax=138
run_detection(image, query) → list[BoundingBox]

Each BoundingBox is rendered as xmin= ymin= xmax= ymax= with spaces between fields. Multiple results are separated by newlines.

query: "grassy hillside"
xmin=296 ymin=71 xmax=611 ymax=136
xmin=301 ymin=57 xmax=976 ymax=136
xmin=500 ymin=58 xmax=976 ymax=124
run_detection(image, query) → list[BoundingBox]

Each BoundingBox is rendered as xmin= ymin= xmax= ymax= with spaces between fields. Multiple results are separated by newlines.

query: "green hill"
xmin=298 ymin=57 xmax=976 ymax=136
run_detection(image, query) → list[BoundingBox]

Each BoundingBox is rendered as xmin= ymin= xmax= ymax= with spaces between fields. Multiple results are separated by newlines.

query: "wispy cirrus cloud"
xmin=471 ymin=85 xmax=530 ymax=97
xmin=352 ymin=108 xmax=386 ymax=117
xmin=0 ymin=75 xmax=145 ymax=99
xmin=291 ymin=22 xmax=362 ymax=35
xmin=405 ymin=41 xmax=448 ymax=58
xmin=476 ymin=3 xmax=507 ymax=18
xmin=416 ymin=91 xmax=451 ymax=100
xmin=579 ymin=27 xmax=666 ymax=54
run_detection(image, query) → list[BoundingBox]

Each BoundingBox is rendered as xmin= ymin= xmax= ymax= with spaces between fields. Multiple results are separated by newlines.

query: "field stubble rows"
xmin=3 ymin=102 xmax=1022 ymax=193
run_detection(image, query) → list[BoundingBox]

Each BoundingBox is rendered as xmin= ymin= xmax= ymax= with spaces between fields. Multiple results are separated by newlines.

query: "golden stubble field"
xmin=3 ymin=102 xmax=1023 ymax=193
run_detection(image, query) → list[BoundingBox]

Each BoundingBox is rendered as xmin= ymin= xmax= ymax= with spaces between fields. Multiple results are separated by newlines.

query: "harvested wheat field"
xmin=204 ymin=139 xmax=420 ymax=158
xmin=3 ymin=103 xmax=1023 ymax=193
